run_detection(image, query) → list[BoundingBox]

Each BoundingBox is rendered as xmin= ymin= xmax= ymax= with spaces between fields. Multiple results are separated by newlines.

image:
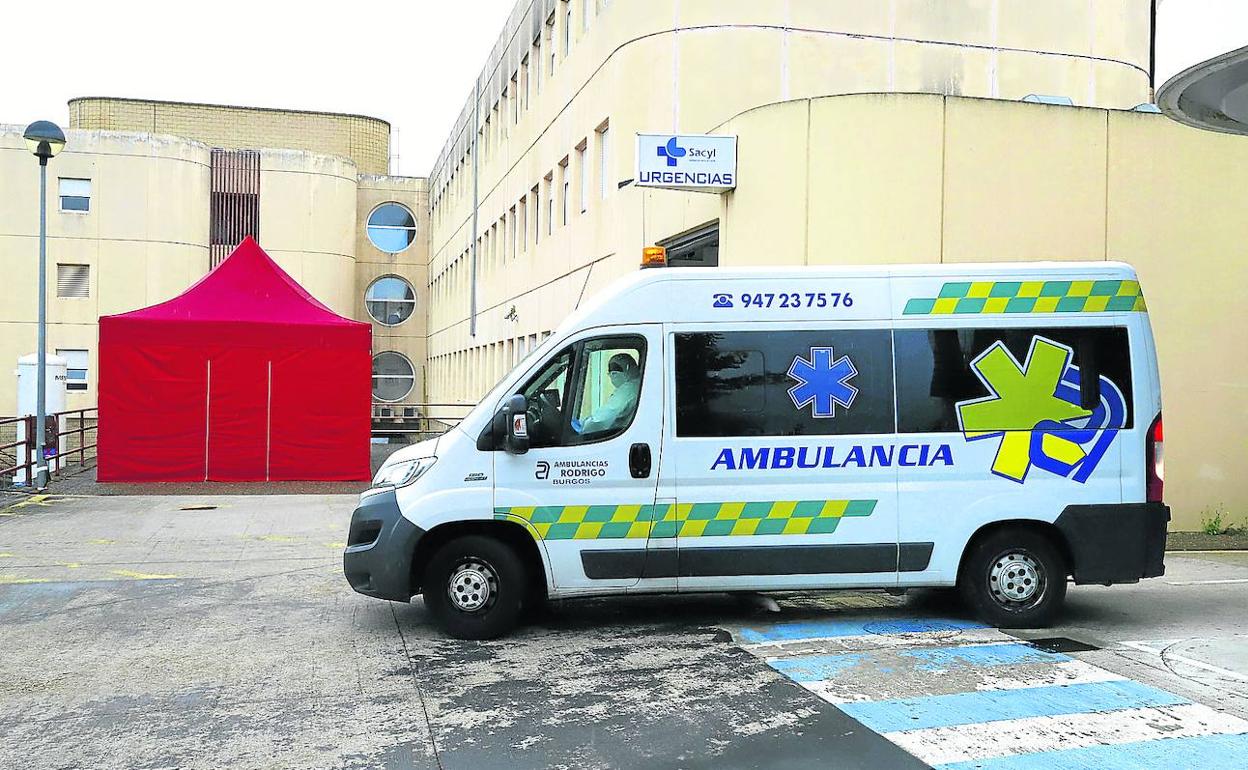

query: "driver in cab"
xmin=573 ymin=353 xmax=640 ymax=435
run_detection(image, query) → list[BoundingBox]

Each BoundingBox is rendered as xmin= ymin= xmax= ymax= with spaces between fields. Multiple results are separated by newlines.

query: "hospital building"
xmin=2 ymin=0 xmax=1245 ymax=529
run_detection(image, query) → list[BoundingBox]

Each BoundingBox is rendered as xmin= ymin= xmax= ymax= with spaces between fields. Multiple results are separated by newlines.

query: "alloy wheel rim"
xmin=448 ymin=559 xmax=499 ymax=613
xmin=988 ymin=550 xmax=1045 ymax=608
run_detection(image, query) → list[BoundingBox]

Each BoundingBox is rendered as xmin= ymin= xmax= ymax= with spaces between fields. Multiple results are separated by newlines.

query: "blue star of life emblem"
xmin=787 ymin=347 xmax=859 ymax=418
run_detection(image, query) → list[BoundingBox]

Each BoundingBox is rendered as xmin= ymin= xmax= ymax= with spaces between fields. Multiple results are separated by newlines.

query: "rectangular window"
xmin=546 ymin=173 xmax=555 ymax=235
xmin=893 ymin=326 xmax=1134 ymax=432
xmin=577 ymin=141 xmax=588 ymax=213
xmin=57 ymin=348 xmax=89 ymax=391
xmin=58 ymin=178 xmax=91 ymax=212
xmin=510 ymin=206 xmax=518 ymax=258
xmin=563 ymin=1 xmax=572 ymax=56
xmin=597 ymin=123 xmax=611 ymax=199
xmin=532 ymin=185 xmax=541 ymax=243
xmin=510 ymin=78 xmax=519 ymax=123
xmin=519 ymin=198 xmax=528 ymax=251
xmin=560 ymin=157 xmax=570 ymax=226
xmin=522 ymin=56 xmax=530 ymax=112
xmin=582 ymin=0 xmax=591 ymax=31
xmin=675 ymin=330 xmax=896 ymax=437
xmin=533 ymin=38 xmax=542 ymax=94
xmin=547 ymin=15 xmax=557 ymax=75
xmin=56 ymin=263 xmax=90 ymax=298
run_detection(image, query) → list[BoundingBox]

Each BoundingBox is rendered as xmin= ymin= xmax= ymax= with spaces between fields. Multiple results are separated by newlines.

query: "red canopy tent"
xmin=98 ymin=237 xmax=371 ymax=482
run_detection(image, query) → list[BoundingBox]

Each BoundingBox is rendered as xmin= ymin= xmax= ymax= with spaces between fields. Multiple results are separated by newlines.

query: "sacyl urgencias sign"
xmin=636 ymin=133 xmax=737 ymax=193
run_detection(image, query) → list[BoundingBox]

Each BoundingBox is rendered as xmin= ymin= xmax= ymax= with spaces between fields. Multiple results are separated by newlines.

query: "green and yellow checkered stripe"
xmin=494 ymin=499 xmax=876 ymax=540
xmin=903 ymin=279 xmax=1146 ymax=315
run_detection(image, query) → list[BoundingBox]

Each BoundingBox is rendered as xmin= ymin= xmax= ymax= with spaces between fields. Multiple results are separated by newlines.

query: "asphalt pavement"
xmin=1 ymin=491 xmax=1245 ymax=769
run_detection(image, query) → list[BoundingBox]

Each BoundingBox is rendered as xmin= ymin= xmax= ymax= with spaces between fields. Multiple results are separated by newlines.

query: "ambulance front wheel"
xmin=959 ymin=528 xmax=1067 ymax=628
xmin=422 ymin=535 xmax=526 ymax=640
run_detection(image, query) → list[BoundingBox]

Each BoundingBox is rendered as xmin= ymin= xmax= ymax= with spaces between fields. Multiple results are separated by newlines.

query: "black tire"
xmin=959 ymin=528 xmax=1068 ymax=628
xmin=422 ymin=535 xmax=526 ymax=640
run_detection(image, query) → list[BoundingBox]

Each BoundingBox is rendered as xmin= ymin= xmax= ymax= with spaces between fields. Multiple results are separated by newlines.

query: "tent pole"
xmin=204 ymin=360 xmax=211 ymax=482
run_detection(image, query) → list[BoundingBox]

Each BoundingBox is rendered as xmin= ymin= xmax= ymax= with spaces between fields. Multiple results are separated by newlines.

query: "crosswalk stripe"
xmin=887 ymin=703 xmax=1248 ymax=766
xmin=838 ymin=679 xmax=1188 ymax=733
xmin=934 ymin=731 xmax=1248 ymax=770
xmin=739 ymin=617 xmax=987 ymax=645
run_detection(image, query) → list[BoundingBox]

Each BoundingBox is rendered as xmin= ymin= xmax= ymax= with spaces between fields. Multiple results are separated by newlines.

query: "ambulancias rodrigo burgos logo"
xmin=957 ymin=336 xmax=1126 ymax=484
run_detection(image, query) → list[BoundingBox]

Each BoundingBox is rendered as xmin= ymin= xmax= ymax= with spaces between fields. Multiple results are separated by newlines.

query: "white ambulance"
xmin=346 ymin=262 xmax=1168 ymax=639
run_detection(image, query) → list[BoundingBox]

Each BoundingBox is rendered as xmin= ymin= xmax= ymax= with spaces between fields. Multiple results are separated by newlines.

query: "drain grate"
xmin=179 ymin=505 xmax=218 ymax=511
xmin=1026 ymin=636 xmax=1101 ymax=654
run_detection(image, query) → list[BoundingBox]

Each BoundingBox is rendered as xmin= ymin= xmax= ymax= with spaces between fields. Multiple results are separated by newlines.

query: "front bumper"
xmin=1055 ymin=502 xmax=1170 ymax=585
xmin=343 ymin=488 xmax=425 ymax=601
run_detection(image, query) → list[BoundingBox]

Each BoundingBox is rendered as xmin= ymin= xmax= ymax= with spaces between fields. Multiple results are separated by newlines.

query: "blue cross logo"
xmin=657 ymin=137 xmax=687 ymax=167
xmin=787 ymin=347 xmax=859 ymax=418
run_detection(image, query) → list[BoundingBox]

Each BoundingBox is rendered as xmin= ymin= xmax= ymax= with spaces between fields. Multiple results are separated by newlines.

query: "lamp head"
xmin=23 ymin=121 xmax=67 ymax=161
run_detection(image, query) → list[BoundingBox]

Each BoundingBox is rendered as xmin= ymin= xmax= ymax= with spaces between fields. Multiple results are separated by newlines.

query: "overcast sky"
xmin=5 ymin=1 xmax=1225 ymax=177
xmin=6 ymin=0 xmax=516 ymax=176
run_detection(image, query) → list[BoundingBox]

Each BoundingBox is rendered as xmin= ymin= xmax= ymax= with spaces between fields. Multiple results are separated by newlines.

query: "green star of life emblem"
xmin=957 ymin=338 xmax=1092 ymax=482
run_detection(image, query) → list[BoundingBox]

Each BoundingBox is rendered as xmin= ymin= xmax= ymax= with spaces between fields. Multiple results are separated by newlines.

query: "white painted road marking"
xmin=1120 ymin=639 xmax=1248 ymax=683
xmin=885 ymin=702 xmax=1248 ymax=766
xmin=1165 ymin=578 xmax=1248 ymax=586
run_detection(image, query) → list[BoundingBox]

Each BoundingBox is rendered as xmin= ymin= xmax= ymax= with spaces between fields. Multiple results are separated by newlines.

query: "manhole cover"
xmin=1026 ymin=636 xmax=1101 ymax=653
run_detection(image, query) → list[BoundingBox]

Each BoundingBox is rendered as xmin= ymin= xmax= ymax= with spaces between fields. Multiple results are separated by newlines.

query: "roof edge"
xmin=68 ymin=96 xmax=391 ymax=129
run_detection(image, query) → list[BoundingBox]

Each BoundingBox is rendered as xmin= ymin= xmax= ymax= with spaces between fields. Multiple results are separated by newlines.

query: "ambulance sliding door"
xmin=667 ymin=325 xmax=901 ymax=591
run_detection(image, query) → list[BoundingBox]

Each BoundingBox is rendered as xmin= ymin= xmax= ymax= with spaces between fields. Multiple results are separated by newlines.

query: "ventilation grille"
xmin=56 ymin=264 xmax=90 ymax=298
xmin=209 ymin=149 xmax=261 ymax=268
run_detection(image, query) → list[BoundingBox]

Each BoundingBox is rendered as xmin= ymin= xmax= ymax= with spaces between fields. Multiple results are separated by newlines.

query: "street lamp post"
xmin=22 ymin=121 xmax=66 ymax=490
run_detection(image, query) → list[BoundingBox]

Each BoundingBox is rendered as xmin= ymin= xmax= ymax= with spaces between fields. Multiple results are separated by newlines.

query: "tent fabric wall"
xmin=98 ymin=237 xmax=371 ymax=482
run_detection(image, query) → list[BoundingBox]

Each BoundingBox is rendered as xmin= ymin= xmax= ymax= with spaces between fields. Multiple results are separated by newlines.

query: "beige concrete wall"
xmin=69 ymin=97 xmax=391 ymax=174
xmin=356 ymin=176 xmax=430 ymax=404
xmin=689 ymin=94 xmax=1248 ymax=531
xmin=257 ymin=150 xmax=359 ymax=318
xmin=426 ymin=0 xmax=1154 ymax=405
xmin=0 ymin=126 xmax=212 ymax=414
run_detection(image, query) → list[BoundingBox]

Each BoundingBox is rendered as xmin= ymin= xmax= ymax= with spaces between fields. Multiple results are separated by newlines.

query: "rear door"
xmin=668 ymin=324 xmax=901 ymax=591
xmin=892 ymin=320 xmax=1133 ymax=583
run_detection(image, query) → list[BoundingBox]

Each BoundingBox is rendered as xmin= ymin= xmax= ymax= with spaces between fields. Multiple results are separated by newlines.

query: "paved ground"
xmin=1 ymin=492 xmax=1246 ymax=769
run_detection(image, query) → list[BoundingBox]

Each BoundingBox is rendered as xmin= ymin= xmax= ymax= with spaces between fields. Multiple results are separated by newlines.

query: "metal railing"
xmin=0 ymin=407 xmax=97 ymax=486
xmin=371 ymin=402 xmax=474 ymax=443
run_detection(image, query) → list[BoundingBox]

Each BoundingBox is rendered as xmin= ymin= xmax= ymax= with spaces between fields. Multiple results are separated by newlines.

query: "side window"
xmin=513 ymin=336 xmax=646 ymax=448
xmin=566 ymin=336 xmax=646 ymax=445
xmin=675 ymin=330 xmax=894 ymax=437
xmin=519 ymin=347 xmax=573 ymax=449
xmin=894 ymin=326 xmax=1133 ymax=433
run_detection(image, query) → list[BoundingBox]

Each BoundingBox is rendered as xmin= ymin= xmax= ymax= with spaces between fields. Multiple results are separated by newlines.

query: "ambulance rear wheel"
xmin=960 ymin=529 xmax=1067 ymax=628
xmin=423 ymin=536 xmax=526 ymax=640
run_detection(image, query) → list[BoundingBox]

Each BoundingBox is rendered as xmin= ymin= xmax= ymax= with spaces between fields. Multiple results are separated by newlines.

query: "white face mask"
xmin=609 ymin=371 xmax=626 ymax=388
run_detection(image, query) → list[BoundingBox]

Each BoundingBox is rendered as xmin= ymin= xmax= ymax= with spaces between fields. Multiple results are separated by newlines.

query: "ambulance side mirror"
xmin=501 ymin=394 xmax=530 ymax=455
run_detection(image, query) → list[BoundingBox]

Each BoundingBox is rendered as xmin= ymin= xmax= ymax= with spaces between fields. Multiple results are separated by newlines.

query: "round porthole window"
xmin=367 ymin=203 xmax=417 ymax=253
xmin=372 ymin=352 xmax=415 ymax=402
xmin=365 ymin=276 xmax=416 ymax=326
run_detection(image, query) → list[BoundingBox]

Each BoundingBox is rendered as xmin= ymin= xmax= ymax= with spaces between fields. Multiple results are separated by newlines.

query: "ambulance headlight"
xmin=372 ymin=457 xmax=437 ymax=489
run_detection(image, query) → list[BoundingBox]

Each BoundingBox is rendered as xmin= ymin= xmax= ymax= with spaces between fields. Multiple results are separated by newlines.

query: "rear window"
xmin=894 ymin=326 xmax=1133 ymax=432
xmin=675 ymin=330 xmax=895 ymax=437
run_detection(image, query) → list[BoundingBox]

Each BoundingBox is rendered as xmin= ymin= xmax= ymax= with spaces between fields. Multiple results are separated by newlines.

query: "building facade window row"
xmin=430 ymin=0 xmax=608 ymax=221
xmin=428 ymin=330 xmax=553 ymax=404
